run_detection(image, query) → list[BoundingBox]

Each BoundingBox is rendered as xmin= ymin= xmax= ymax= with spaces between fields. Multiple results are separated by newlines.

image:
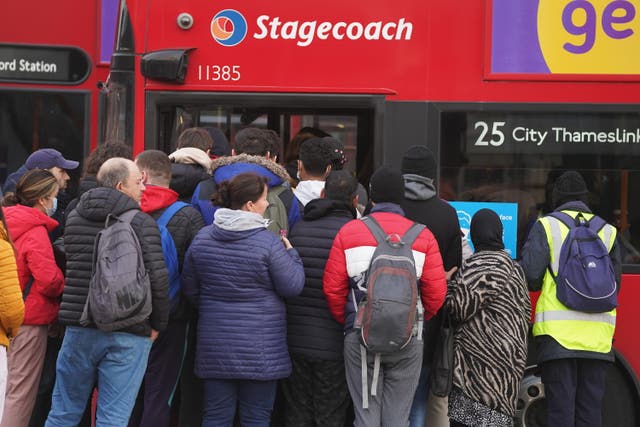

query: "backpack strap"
xmin=157 ymin=202 xmax=189 ymax=229
xmin=117 ymin=209 xmax=140 ymax=224
xmin=402 ymin=223 xmax=426 ymax=246
xmin=22 ymin=277 xmax=34 ymax=301
xmin=362 ymin=215 xmax=388 ymax=245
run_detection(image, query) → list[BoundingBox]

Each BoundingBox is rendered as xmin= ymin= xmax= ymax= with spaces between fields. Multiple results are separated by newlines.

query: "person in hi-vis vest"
xmin=520 ymin=171 xmax=622 ymax=427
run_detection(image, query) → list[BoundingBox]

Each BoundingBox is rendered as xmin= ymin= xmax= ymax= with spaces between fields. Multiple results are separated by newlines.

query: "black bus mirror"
xmin=140 ymin=48 xmax=195 ymax=83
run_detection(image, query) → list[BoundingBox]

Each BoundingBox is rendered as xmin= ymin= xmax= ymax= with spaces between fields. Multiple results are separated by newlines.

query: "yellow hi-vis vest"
xmin=533 ymin=210 xmax=617 ymax=354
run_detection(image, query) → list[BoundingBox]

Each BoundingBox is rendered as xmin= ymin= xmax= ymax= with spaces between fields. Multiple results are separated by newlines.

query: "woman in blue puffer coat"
xmin=182 ymin=172 xmax=305 ymax=427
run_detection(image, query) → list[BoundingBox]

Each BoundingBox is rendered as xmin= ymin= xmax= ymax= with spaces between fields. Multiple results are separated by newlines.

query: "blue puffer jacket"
xmin=181 ymin=208 xmax=305 ymax=381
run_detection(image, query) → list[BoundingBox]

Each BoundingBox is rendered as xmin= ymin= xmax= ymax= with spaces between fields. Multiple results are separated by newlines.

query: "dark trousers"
xmin=128 ymin=320 xmax=188 ymax=427
xmin=203 ymin=379 xmax=277 ymax=427
xmin=179 ymin=318 xmax=203 ymax=427
xmin=280 ymin=353 xmax=351 ymax=427
xmin=541 ymin=358 xmax=608 ymax=427
xmin=449 ymin=421 xmax=468 ymax=427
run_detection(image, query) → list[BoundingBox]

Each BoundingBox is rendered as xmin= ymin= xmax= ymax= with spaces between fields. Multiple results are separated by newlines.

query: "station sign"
xmin=0 ymin=44 xmax=91 ymax=85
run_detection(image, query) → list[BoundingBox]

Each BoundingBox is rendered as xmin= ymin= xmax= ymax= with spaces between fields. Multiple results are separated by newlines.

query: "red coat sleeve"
xmin=23 ymin=228 xmax=64 ymax=298
xmin=417 ymin=229 xmax=447 ymax=320
xmin=322 ymin=230 xmax=349 ymax=325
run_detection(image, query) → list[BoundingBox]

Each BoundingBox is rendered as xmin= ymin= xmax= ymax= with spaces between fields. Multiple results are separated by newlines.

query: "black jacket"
xmin=170 ymin=163 xmax=211 ymax=203
xmin=400 ymin=173 xmax=463 ymax=364
xmin=59 ymin=187 xmax=170 ymax=336
xmin=286 ymin=198 xmax=357 ymax=360
xmin=146 ymin=194 xmax=205 ymax=320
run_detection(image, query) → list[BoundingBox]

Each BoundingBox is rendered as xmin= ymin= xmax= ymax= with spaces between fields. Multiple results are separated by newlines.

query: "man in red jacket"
xmin=323 ymin=165 xmax=447 ymax=427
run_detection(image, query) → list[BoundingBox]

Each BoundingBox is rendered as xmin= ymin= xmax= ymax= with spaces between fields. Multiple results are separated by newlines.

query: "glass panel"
xmin=0 ymin=90 xmax=86 ymax=194
xmin=160 ymin=105 xmax=361 ymax=178
xmin=440 ymin=110 xmax=640 ymax=265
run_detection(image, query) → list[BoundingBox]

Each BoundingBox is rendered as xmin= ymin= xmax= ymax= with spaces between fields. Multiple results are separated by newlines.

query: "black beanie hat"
xmin=369 ymin=166 xmax=404 ymax=205
xmin=401 ymin=145 xmax=437 ymax=179
xmin=552 ymin=171 xmax=588 ymax=207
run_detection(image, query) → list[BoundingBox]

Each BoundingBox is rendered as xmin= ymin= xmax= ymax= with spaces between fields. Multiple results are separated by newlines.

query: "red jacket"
xmin=323 ymin=210 xmax=447 ymax=330
xmin=3 ymin=205 xmax=64 ymax=325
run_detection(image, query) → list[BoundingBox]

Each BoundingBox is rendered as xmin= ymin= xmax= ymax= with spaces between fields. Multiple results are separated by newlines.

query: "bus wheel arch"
xmin=516 ymin=351 xmax=640 ymax=427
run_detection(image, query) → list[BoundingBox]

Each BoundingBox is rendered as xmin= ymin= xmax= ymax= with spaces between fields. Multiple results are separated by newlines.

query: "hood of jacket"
xmin=170 ymin=163 xmax=211 ymax=198
xmin=294 ymin=180 xmax=325 ymax=206
xmin=403 ymin=174 xmax=436 ymax=201
xmin=169 ymin=147 xmax=213 ymax=173
xmin=303 ymin=198 xmax=357 ymax=221
xmin=211 ymin=154 xmax=291 ymax=188
xmin=75 ymin=187 xmax=140 ymax=222
xmin=140 ymin=185 xmax=179 ymax=213
xmin=210 ymin=208 xmax=268 ymax=242
xmin=3 ymin=204 xmax=59 ymax=241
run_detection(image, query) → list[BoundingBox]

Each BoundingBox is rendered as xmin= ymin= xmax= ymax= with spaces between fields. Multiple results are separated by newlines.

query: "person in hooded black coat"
xmin=400 ymin=145 xmax=462 ymax=427
xmin=281 ymin=171 xmax=358 ymax=427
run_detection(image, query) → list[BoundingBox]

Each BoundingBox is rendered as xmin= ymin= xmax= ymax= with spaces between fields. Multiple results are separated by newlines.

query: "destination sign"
xmin=0 ymin=44 xmax=91 ymax=84
xmin=451 ymin=111 xmax=640 ymax=155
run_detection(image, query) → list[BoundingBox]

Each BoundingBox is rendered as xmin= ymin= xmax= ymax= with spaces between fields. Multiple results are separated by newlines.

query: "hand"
xmin=282 ymin=235 xmax=293 ymax=250
xmin=150 ymin=329 xmax=159 ymax=341
xmin=446 ymin=266 xmax=458 ymax=281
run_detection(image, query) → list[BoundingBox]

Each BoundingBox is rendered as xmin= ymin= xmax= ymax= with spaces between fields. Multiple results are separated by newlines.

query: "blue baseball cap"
xmin=25 ymin=148 xmax=79 ymax=171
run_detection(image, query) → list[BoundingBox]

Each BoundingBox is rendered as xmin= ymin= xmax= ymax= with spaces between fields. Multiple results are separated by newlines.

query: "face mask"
xmin=46 ymin=197 xmax=58 ymax=217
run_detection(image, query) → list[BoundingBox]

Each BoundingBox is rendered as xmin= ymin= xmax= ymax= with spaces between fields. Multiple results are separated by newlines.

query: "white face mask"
xmin=46 ymin=197 xmax=58 ymax=217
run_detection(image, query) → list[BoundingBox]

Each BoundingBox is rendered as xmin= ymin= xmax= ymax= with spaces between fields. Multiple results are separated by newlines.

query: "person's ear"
xmin=352 ymin=194 xmax=359 ymax=208
xmin=324 ymin=164 xmax=332 ymax=178
xmin=320 ymin=189 xmax=326 ymax=199
xmin=231 ymin=149 xmax=237 ymax=156
xmin=140 ymin=170 xmax=149 ymax=184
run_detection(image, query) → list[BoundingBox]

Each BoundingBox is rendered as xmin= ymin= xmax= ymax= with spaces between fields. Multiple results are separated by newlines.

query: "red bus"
xmin=105 ymin=0 xmax=640 ymax=425
xmin=0 ymin=0 xmax=119 ymax=189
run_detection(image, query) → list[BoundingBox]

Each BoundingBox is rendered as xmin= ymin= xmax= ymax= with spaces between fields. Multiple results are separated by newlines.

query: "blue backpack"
xmin=157 ymin=202 xmax=188 ymax=313
xmin=550 ymin=211 xmax=617 ymax=313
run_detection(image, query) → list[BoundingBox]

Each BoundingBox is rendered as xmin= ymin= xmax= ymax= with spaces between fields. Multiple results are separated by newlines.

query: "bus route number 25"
xmin=474 ymin=121 xmax=505 ymax=146
xmin=198 ymin=65 xmax=241 ymax=81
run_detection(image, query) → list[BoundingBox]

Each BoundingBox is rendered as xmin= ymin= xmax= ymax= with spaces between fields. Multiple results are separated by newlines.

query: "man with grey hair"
xmin=45 ymin=158 xmax=169 ymax=427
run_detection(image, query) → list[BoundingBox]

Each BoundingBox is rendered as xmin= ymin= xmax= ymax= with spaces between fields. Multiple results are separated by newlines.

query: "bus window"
xmin=438 ymin=106 xmax=640 ymax=267
xmin=0 ymin=89 xmax=86 ymax=192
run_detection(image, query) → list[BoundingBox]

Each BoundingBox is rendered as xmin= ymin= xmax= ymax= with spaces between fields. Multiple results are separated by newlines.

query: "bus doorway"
xmin=143 ymin=92 xmax=384 ymax=184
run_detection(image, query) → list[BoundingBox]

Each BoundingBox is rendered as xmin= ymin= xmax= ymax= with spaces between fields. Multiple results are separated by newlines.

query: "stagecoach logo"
xmin=210 ymin=9 xmax=414 ymax=47
xmin=211 ymin=9 xmax=248 ymax=47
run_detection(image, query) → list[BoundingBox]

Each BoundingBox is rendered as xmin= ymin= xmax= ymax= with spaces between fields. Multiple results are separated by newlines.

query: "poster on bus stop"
xmin=448 ymin=201 xmax=518 ymax=259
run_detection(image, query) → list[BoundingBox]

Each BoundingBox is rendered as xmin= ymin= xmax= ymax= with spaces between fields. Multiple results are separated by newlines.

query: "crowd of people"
xmin=0 ymin=126 xmax=621 ymax=427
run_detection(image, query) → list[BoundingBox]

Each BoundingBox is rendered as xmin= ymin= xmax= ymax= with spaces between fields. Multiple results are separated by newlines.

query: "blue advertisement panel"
xmin=449 ymin=201 xmax=518 ymax=259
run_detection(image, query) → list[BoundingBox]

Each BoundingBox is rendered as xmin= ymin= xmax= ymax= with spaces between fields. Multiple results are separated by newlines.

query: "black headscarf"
xmin=470 ymin=208 xmax=504 ymax=252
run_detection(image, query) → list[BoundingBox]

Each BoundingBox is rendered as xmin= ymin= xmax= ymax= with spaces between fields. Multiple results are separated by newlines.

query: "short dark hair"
xmin=299 ymin=138 xmax=334 ymax=176
xmin=85 ymin=141 xmax=133 ymax=176
xmin=262 ymin=129 xmax=282 ymax=158
xmin=213 ymin=173 xmax=268 ymax=210
xmin=325 ymin=170 xmax=358 ymax=203
xmin=234 ymin=128 xmax=269 ymax=156
xmin=135 ymin=150 xmax=172 ymax=186
xmin=177 ymin=128 xmax=213 ymax=152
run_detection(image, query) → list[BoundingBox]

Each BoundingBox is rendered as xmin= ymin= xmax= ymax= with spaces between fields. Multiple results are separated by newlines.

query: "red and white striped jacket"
xmin=323 ymin=210 xmax=447 ymax=331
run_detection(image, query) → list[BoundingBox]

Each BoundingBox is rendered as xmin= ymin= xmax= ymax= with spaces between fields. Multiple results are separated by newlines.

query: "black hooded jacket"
xmin=170 ymin=163 xmax=211 ymax=202
xmin=401 ymin=173 xmax=463 ymax=364
xmin=286 ymin=198 xmax=357 ymax=360
xmin=58 ymin=187 xmax=170 ymax=336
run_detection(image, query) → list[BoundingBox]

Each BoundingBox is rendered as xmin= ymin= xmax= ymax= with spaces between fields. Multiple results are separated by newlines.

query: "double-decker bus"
xmin=105 ymin=0 xmax=640 ymax=425
xmin=0 ymin=0 xmax=119 ymax=189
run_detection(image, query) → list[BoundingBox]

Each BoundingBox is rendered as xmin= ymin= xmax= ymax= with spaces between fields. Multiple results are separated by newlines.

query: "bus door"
xmin=144 ymin=92 xmax=384 ymax=183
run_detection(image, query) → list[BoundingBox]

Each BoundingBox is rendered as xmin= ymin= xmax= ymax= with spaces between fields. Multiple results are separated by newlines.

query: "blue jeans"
xmin=202 ymin=378 xmax=277 ymax=427
xmin=45 ymin=326 xmax=152 ymax=427
xmin=409 ymin=365 xmax=430 ymax=427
